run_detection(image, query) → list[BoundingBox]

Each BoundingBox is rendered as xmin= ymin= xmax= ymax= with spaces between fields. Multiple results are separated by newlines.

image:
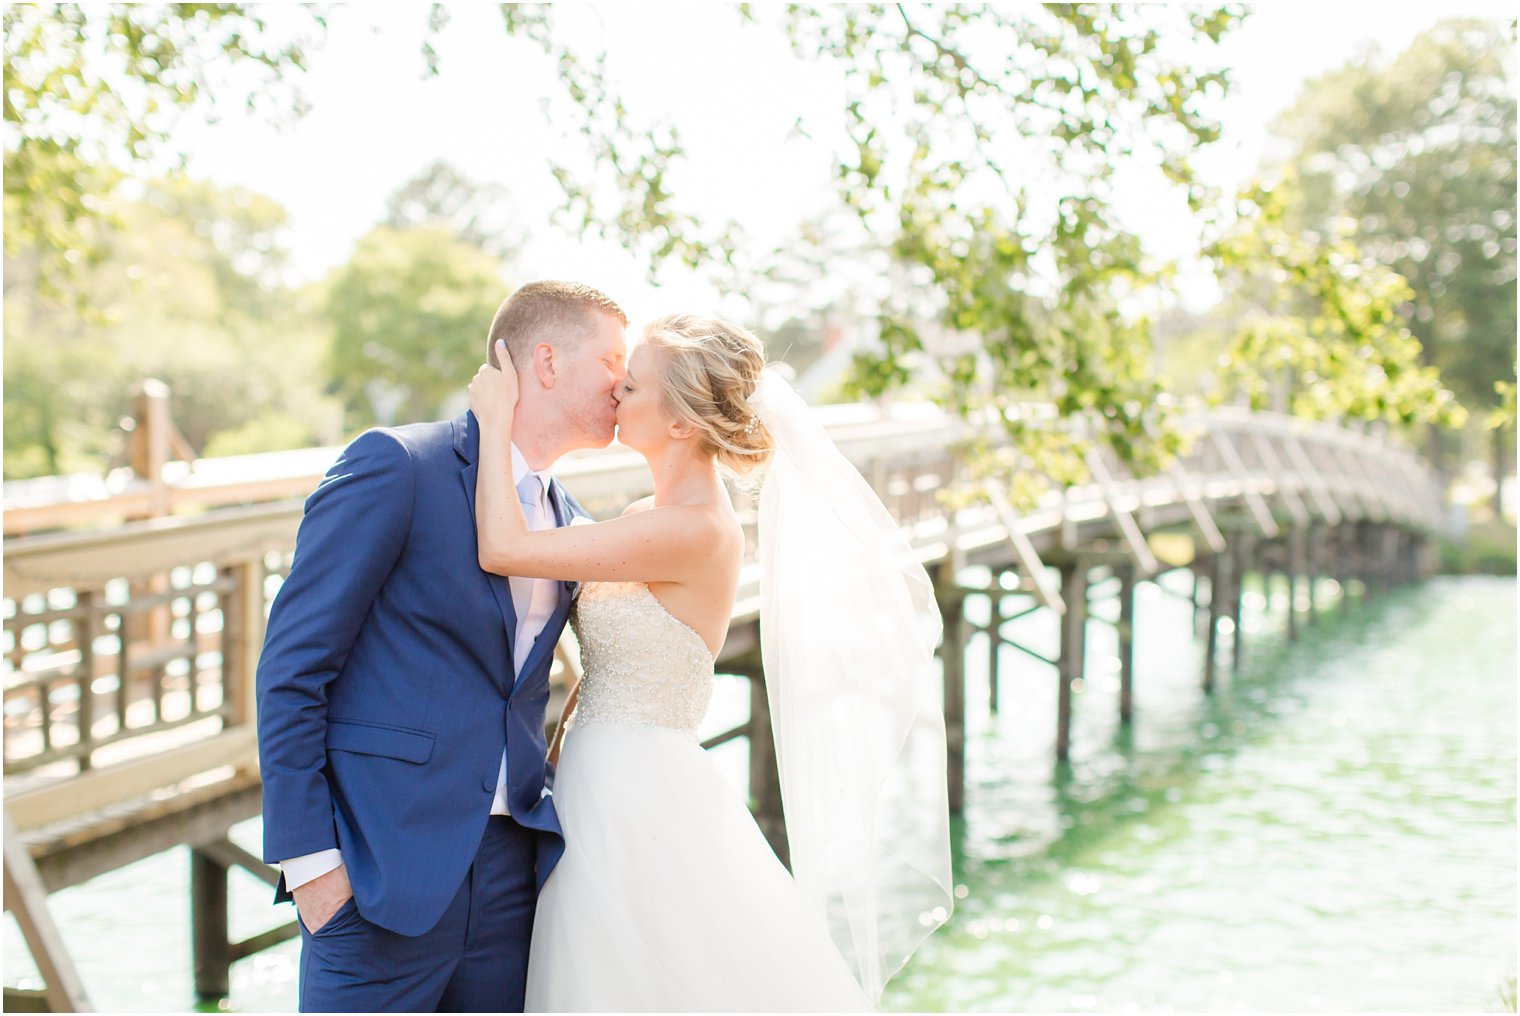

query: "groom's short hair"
xmin=487 ymin=281 xmax=627 ymax=371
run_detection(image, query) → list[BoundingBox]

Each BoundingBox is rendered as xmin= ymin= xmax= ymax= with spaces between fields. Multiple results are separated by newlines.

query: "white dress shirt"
xmin=281 ymin=443 xmax=557 ymax=891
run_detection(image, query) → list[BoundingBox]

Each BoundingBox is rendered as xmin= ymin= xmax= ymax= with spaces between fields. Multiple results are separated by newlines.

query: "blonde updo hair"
xmin=639 ymin=314 xmax=774 ymax=476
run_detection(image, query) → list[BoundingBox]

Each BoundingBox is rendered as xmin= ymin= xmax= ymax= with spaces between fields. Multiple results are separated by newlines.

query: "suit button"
xmin=483 ymin=778 xmax=495 ymax=793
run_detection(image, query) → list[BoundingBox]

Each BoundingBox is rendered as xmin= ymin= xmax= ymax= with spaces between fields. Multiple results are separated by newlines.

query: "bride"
xmin=468 ymin=314 xmax=952 ymax=1011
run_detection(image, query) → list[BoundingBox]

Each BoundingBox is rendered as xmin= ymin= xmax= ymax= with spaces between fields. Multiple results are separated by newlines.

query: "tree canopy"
xmin=2 ymin=3 xmax=326 ymax=292
xmin=4 ymin=3 xmax=1503 ymax=501
xmin=324 ymin=224 xmax=509 ymax=425
xmin=1267 ymin=19 xmax=1516 ymax=428
xmin=2 ymin=175 xmax=339 ymax=478
xmin=501 ymin=3 xmax=1245 ymax=480
xmin=500 ymin=3 xmax=1477 ymax=492
xmin=383 ymin=159 xmax=525 ymax=261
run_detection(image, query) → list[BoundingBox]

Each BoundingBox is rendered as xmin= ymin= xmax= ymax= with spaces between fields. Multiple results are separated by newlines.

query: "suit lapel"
xmin=513 ymin=588 xmax=573 ymax=702
xmin=457 ymin=414 xmax=517 ymax=694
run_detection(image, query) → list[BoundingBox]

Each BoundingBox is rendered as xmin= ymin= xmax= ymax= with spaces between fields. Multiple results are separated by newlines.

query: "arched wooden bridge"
xmin=1 ymin=398 xmax=1441 ymax=1011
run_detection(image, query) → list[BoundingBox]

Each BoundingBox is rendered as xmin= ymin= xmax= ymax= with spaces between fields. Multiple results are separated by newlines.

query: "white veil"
xmin=750 ymin=369 xmax=954 ymax=1002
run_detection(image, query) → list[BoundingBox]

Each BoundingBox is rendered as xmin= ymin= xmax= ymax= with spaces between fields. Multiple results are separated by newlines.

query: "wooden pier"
xmin=2 ymin=398 xmax=1440 ymax=1010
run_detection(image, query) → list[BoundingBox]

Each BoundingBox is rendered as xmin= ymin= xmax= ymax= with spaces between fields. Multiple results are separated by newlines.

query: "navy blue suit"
xmin=257 ymin=412 xmax=582 ymax=1011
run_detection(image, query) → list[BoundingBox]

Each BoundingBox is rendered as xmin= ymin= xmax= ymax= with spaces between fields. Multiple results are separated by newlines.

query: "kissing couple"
xmin=256 ymin=281 xmax=953 ymax=1012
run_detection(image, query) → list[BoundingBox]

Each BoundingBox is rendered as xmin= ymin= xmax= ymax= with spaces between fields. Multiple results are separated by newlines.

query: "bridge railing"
xmin=1 ymin=403 xmax=1440 ymax=820
xmin=2 ymin=505 xmax=298 ymax=830
xmin=1182 ymin=409 xmax=1443 ymax=534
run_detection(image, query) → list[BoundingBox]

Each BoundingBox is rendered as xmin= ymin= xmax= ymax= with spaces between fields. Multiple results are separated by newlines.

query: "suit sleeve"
xmin=257 ymin=429 xmax=415 ymax=863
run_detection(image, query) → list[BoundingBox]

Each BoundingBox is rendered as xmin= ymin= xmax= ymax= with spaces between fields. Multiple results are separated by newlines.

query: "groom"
xmin=257 ymin=281 xmax=628 ymax=1011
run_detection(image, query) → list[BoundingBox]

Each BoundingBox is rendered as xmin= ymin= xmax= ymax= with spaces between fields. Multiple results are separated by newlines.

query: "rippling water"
xmin=5 ymin=576 xmax=1514 ymax=1012
xmin=883 ymin=574 xmax=1517 ymax=1013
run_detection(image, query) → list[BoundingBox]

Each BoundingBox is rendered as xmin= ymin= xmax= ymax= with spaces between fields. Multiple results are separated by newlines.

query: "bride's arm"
xmin=469 ymin=348 xmax=722 ymax=585
xmin=470 ymin=346 xmax=532 ymax=569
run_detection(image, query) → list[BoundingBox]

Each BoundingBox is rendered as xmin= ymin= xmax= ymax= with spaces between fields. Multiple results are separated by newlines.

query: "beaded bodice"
xmin=570 ymin=582 xmax=715 ymax=738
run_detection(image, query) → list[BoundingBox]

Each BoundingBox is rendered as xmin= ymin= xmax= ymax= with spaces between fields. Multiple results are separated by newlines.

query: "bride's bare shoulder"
xmin=620 ymin=495 xmax=656 ymax=517
xmin=622 ymin=493 xmax=735 ymax=531
xmin=623 ymin=495 xmax=742 ymax=561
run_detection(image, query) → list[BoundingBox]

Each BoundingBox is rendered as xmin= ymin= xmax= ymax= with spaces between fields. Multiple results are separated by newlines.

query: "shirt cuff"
xmin=281 ymin=848 xmax=343 ymax=891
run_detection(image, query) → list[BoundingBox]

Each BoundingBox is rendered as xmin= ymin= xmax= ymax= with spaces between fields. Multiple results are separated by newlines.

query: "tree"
xmin=3 ymin=3 xmax=325 ymax=293
xmin=492 ymin=3 xmax=1484 ymax=500
xmin=500 ymin=3 xmax=1251 ymax=481
xmin=1209 ymin=185 xmax=1461 ymax=429
xmin=383 ymin=160 xmax=526 ymax=260
xmin=2 ymin=175 xmax=340 ymax=479
xmin=1267 ymin=19 xmax=1517 ymax=502
xmin=7 ymin=3 xmax=1481 ymax=497
xmin=324 ymin=225 xmax=508 ymax=425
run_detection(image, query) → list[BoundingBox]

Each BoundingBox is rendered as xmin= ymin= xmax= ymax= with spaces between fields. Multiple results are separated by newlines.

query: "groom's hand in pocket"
xmin=293 ymin=863 xmax=353 ymax=934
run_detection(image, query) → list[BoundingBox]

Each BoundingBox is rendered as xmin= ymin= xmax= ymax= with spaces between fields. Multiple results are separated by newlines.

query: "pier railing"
xmin=1 ymin=403 xmax=1441 ymax=809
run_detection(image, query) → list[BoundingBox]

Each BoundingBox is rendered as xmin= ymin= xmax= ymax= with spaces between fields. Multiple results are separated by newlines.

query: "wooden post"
xmin=1305 ymin=524 xmax=1321 ymax=626
xmin=1285 ymin=528 xmax=1303 ymax=641
xmin=1192 ymin=564 xmax=1207 ymax=637
xmin=221 ymin=556 xmax=267 ymax=729
xmin=1259 ymin=564 xmax=1275 ymax=635
xmin=1350 ymin=523 xmax=1365 ymax=603
xmin=1382 ymin=526 xmax=1400 ymax=589
xmin=987 ymin=573 xmax=1003 ymax=714
xmin=1414 ymin=532 xmax=1433 ymax=580
xmin=128 ymin=381 xmax=175 ymax=650
xmin=1231 ymin=535 xmax=1248 ymax=673
xmin=934 ymin=563 xmax=967 ymax=815
xmin=191 ymin=847 xmax=231 ymax=1000
xmin=1116 ymin=563 xmax=1135 ymax=725
xmin=743 ymin=659 xmax=789 ymax=867
xmin=1204 ymin=550 xmax=1230 ymax=694
xmin=1334 ymin=523 xmax=1353 ymax=611
xmin=76 ymin=592 xmax=98 ymax=771
xmin=129 ymin=380 xmax=173 ymax=519
xmin=3 ymin=810 xmax=94 ymax=1012
xmin=1360 ymin=523 xmax=1377 ymax=602
xmin=1056 ymin=560 xmax=1087 ymax=761
xmin=1358 ymin=521 xmax=1377 ymax=605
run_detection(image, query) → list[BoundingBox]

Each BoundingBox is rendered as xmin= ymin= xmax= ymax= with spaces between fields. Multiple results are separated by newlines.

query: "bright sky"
xmin=178 ymin=2 xmax=1514 ymax=322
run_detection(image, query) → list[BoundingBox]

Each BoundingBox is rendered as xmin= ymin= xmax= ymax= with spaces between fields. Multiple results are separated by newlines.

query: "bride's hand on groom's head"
xmin=469 ymin=340 xmax=520 ymax=426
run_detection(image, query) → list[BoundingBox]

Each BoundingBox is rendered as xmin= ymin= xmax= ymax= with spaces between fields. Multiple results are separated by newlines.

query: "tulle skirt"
xmin=524 ymin=721 xmax=870 ymax=1012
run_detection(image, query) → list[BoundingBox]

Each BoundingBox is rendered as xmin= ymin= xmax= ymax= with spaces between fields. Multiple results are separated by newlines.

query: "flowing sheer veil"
xmin=749 ymin=369 xmax=954 ymax=1002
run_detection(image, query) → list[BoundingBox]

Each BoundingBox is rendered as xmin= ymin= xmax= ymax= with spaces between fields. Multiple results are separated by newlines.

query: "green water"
xmin=884 ymin=574 xmax=1517 ymax=1012
xmin=6 ymin=576 xmax=1515 ymax=1012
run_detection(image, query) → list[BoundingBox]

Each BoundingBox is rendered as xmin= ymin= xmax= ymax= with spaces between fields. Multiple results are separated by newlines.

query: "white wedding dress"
xmin=524 ymin=580 xmax=870 ymax=1012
